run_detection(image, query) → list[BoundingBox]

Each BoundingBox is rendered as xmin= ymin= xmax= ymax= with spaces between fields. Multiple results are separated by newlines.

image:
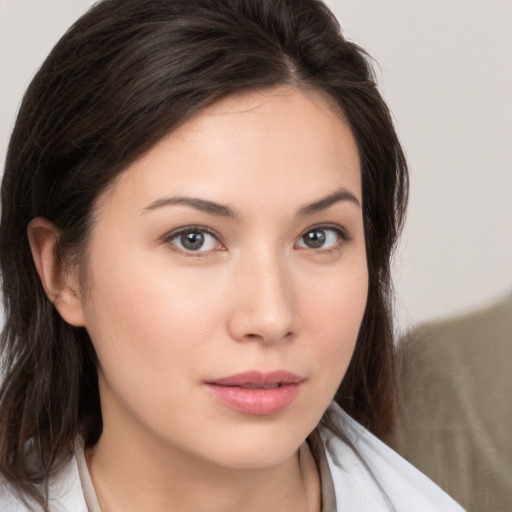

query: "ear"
xmin=27 ymin=217 xmax=86 ymax=327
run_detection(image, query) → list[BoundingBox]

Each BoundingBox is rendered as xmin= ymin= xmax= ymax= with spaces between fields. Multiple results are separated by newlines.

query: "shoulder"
xmin=396 ymin=292 xmax=512 ymax=443
xmin=397 ymin=293 xmax=512 ymax=433
xmin=320 ymin=403 xmax=466 ymax=512
xmin=0 ymin=453 xmax=88 ymax=512
xmin=0 ymin=477 xmax=31 ymax=512
xmin=400 ymin=293 xmax=512 ymax=371
xmin=394 ymin=295 xmax=512 ymax=510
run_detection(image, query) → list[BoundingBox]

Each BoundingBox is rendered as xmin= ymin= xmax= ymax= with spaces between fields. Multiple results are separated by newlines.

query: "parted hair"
xmin=0 ymin=0 xmax=408 ymax=507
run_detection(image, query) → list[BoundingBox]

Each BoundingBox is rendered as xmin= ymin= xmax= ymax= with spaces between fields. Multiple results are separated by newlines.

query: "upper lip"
xmin=206 ymin=370 xmax=304 ymax=387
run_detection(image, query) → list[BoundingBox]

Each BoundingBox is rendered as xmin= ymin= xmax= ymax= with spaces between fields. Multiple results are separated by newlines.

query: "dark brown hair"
xmin=0 ymin=0 xmax=407 ymax=507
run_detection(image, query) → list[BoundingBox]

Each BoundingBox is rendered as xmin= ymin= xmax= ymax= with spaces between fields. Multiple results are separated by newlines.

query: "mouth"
xmin=204 ymin=370 xmax=304 ymax=415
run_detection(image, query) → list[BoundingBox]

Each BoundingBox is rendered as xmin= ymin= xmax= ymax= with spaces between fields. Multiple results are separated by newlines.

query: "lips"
xmin=204 ymin=371 xmax=304 ymax=415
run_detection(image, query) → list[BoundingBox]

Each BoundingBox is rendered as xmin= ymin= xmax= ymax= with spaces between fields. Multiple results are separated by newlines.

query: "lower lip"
xmin=205 ymin=383 xmax=302 ymax=415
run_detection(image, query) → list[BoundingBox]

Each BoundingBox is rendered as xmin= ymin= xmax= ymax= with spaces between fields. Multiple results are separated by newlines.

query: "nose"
xmin=227 ymin=250 xmax=297 ymax=345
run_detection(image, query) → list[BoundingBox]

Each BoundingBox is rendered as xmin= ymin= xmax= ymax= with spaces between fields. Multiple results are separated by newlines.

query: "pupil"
xmin=181 ymin=232 xmax=204 ymax=250
xmin=304 ymin=229 xmax=325 ymax=248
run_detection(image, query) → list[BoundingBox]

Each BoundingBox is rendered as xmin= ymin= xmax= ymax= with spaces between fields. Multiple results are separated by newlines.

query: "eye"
xmin=166 ymin=228 xmax=221 ymax=253
xmin=296 ymin=226 xmax=347 ymax=250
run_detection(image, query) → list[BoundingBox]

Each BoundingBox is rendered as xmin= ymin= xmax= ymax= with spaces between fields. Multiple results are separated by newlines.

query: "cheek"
xmin=300 ymin=259 xmax=368 ymax=380
xmin=80 ymin=261 xmax=230 ymax=440
xmin=85 ymin=246 xmax=221 ymax=337
xmin=80 ymin=246 xmax=236 ymax=395
xmin=303 ymin=253 xmax=368 ymax=330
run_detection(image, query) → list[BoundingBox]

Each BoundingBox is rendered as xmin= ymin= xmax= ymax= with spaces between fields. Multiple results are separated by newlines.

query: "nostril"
xmin=240 ymin=330 xmax=294 ymax=344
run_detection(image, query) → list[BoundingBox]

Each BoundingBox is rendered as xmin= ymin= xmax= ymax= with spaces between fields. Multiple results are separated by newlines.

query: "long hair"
xmin=0 ymin=0 xmax=408 ymax=507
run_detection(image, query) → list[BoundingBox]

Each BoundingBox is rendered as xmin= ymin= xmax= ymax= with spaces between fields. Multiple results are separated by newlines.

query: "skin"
xmin=29 ymin=87 xmax=368 ymax=512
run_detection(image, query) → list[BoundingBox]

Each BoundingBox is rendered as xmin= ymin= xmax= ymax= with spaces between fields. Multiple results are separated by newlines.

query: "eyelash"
xmin=163 ymin=224 xmax=351 ymax=255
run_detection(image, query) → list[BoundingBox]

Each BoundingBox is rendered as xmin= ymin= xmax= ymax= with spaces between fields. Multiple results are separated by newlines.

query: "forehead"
xmin=97 ymin=86 xmax=361 ymax=217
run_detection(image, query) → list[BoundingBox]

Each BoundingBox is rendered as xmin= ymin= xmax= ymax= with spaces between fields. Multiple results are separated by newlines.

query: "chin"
xmin=207 ymin=438 xmax=301 ymax=470
xmin=184 ymin=412 xmax=318 ymax=470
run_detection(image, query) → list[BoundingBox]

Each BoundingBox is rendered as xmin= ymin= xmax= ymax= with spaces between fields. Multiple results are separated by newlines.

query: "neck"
xmin=86 ymin=416 xmax=321 ymax=512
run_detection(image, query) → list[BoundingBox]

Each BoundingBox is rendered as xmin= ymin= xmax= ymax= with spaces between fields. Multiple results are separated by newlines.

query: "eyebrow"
xmin=143 ymin=197 xmax=237 ymax=218
xmin=142 ymin=187 xmax=360 ymax=218
xmin=298 ymin=188 xmax=361 ymax=215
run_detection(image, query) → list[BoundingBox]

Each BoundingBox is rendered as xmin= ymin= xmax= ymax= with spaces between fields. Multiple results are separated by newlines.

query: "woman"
xmin=0 ymin=0 xmax=464 ymax=510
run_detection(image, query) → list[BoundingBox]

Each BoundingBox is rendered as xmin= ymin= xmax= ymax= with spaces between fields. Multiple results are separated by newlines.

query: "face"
xmin=77 ymin=87 xmax=367 ymax=469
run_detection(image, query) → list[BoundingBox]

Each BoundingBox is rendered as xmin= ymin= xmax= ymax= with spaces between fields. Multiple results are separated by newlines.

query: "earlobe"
xmin=27 ymin=217 xmax=86 ymax=327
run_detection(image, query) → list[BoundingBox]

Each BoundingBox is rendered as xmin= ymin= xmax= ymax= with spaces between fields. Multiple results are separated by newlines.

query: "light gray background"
xmin=1 ymin=0 xmax=511 ymax=333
